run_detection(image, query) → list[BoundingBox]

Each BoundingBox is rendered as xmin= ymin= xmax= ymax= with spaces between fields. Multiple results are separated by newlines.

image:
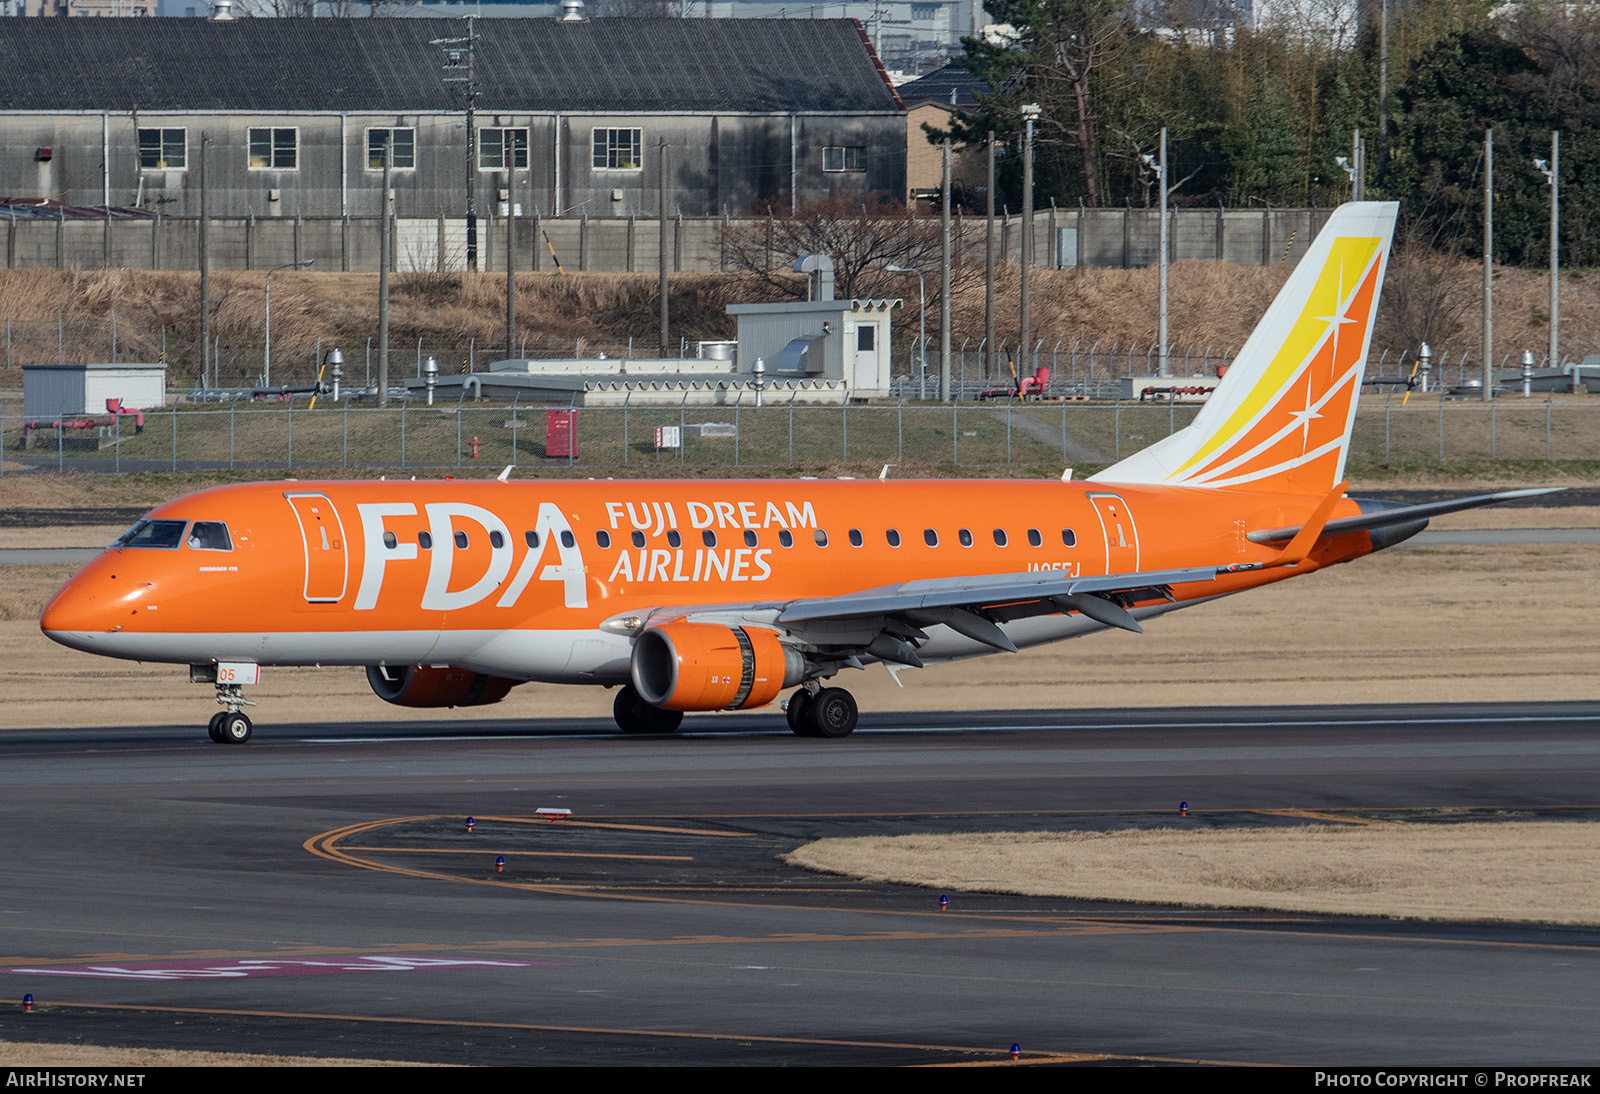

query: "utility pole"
xmin=1378 ymin=0 xmax=1389 ymax=172
xmin=659 ymin=137 xmax=670 ymax=357
xmin=984 ymin=131 xmax=995 ymax=385
xmin=1482 ymin=128 xmax=1493 ymax=403
xmin=199 ymin=133 xmax=210 ymax=388
xmin=378 ymin=135 xmax=392 ymax=408
xmin=1159 ymin=127 xmax=1168 ymax=376
xmin=940 ymin=136 xmax=952 ymax=402
xmin=436 ymin=17 xmax=479 ymax=271
xmin=1019 ymin=104 xmax=1040 ymax=377
xmin=506 ymin=161 xmax=516 ymax=361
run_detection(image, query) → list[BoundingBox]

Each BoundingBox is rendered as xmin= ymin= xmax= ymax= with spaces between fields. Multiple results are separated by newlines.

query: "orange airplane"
xmin=39 ymin=202 xmax=1549 ymax=742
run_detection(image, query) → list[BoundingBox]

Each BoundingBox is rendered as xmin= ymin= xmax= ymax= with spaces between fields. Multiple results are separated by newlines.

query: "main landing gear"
xmin=612 ymin=684 xmax=684 ymax=735
xmin=785 ymin=685 xmax=858 ymax=738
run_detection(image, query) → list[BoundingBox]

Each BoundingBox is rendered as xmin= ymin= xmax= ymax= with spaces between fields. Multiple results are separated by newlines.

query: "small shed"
xmin=726 ymin=299 xmax=900 ymax=398
xmin=23 ymin=363 xmax=168 ymax=420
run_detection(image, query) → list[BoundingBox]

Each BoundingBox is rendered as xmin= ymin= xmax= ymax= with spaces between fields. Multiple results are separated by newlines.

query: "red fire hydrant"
xmin=469 ymin=436 xmax=482 ymax=460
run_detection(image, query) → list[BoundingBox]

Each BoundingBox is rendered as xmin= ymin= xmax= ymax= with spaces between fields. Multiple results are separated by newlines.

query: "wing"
xmin=600 ymin=487 xmax=1352 ymax=670
xmin=1245 ymin=488 xmax=1562 ymax=545
xmin=601 ymin=562 xmax=1229 ymax=670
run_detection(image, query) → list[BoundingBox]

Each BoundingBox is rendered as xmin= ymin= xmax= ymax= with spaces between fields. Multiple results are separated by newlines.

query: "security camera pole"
xmin=1534 ymin=132 xmax=1559 ymax=382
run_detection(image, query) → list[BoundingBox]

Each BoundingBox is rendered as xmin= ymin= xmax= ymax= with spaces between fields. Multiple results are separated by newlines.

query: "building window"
xmin=911 ymin=2 xmax=938 ymax=19
xmin=366 ymin=128 xmax=415 ymax=170
xmin=248 ymin=127 xmax=297 ymax=170
xmin=592 ymin=127 xmax=642 ymax=170
xmin=138 ymin=127 xmax=185 ymax=170
xmin=479 ymin=128 xmax=528 ymax=170
xmin=822 ymin=146 xmax=865 ymax=173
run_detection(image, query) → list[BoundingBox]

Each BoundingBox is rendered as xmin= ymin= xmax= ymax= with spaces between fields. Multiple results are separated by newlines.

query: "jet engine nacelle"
xmin=630 ymin=622 xmax=804 ymax=711
xmin=366 ymin=664 xmax=518 ymax=708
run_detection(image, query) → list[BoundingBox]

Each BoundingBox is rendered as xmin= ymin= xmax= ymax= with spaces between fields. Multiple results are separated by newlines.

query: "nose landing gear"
xmin=206 ymin=709 xmax=253 ymax=744
xmin=191 ymin=663 xmax=258 ymax=744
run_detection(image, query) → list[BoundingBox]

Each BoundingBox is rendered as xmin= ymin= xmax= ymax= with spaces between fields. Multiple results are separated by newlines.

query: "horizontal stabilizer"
xmin=1246 ymin=488 xmax=1564 ymax=545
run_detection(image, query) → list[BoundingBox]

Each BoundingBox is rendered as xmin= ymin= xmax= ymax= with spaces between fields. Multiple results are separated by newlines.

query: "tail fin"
xmin=1090 ymin=201 xmax=1397 ymax=494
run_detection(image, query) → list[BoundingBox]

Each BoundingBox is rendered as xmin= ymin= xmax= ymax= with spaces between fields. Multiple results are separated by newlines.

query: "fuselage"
xmin=40 ymin=477 xmax=1377 ymax=684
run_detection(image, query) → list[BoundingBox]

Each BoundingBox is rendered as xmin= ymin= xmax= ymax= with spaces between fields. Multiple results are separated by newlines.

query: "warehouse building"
xmin=0 ymin=11 xmax=906 ymax=221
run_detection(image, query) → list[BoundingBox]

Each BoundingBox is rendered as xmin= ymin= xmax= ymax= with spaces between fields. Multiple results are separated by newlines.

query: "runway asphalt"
xmin=0 ymin=703 xmax=1595 ymax=1066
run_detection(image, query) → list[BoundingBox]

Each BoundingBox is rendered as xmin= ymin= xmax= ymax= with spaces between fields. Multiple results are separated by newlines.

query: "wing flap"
xmin=775 ymin=564 xmax=1223 ymax=624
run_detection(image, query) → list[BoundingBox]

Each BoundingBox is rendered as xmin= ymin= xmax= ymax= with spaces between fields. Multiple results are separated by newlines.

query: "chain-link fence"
xmin=10 ymin=387 xmax=1600 ymax=476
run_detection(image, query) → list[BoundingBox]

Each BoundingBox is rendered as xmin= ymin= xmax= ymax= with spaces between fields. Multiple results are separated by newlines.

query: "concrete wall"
xmin=0 ymin=207 xmax=1342 ymax=273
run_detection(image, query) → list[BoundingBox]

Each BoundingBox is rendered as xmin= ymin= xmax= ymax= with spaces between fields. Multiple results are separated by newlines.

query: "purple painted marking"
xmin=7 ymin=955 xmax=565 ymax=981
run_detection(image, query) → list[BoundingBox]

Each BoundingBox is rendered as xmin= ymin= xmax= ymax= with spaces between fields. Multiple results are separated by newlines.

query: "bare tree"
xmin=721 ymin=194 xmax=969 ymax=302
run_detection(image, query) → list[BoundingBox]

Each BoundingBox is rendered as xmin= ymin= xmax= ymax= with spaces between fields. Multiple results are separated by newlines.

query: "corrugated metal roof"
xmin=0 ymin=17 xmax=903 ymax=115
xmin=897 ymin=62 xmax=987 ymax=109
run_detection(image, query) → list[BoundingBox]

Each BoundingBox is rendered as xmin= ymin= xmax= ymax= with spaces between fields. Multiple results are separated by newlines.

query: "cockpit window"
xmin=114 ymin=519 xmax=186 ymax=550
xmin=186 ymin=521 xmax=232 ymax=552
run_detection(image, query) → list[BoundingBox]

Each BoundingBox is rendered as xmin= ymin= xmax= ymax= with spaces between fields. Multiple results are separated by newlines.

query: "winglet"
xmin=1061 ymin=467 xmax=1074 ymax=482
xmin=497 ymin=465 xmax=513 ymax=482
xmin=1274 ymin=481 xmax=1347 ymax=566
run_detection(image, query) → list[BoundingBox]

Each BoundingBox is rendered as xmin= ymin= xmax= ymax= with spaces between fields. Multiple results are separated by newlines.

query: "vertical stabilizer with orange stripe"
xmin=1089 ymin=202 xmax=1397 ymax=495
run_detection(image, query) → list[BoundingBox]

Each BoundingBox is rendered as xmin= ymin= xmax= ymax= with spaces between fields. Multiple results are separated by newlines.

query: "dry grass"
xmin=786 ymin=822 xmax=1600 ymax=924
xmin=0 ymin=1040 xmax=436 ymax=1066
xmin=0 ymin=258 xmax=1593 ymax=387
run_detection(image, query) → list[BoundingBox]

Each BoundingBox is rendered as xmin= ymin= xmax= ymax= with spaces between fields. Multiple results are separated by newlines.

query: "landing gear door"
xmin=1088 ymin=492 xmax=1140 ymax=573
xmin=285 ymin=492 xmax=348 ymax=603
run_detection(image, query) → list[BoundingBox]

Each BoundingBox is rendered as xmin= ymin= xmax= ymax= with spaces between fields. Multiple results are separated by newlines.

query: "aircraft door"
xmin=285 ymin=492 xmax=349 ymax=603
xmin=1088 ymin=492 xmax=1140 ymax=573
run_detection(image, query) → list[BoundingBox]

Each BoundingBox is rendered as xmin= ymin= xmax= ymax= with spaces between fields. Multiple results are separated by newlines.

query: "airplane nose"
xmin=40 ymin=574 xmax=117 ymax=647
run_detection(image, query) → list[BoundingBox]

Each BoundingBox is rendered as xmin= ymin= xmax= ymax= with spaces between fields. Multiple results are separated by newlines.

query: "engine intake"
xmin=631 ymin=622 xmax=803 ymax=711
xmin=366 ymin=664 xmax=518 ymax=708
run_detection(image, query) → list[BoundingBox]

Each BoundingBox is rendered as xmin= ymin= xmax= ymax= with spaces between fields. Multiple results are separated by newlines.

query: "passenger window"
xmin=489 ymin=530 xmax=505 ymax=549
xmin=454 ymin=530 xmax=469 ymax=550
xmin=886 ymin=529 xmax=901 ymax=547
xmin=631 ymin=530 xmax=646 ymax=548
xmin=702 ymin=530 xmax=717 ymax=548
xmin=525 ymin=531 xmax=540 ymax=549
xmin=958 ymin=529 xmax=973 ymax=548
xmin=778 ymin=529 xmax=794 ymax=548
xmin=560 ymin=530 xmax=577 ymax=549
xmin=848 ymin=529 xmax=863 ymax=547
xmin=1062 ymin=529 xmax=1076 ymax=547
xmin=924 ymin=529 xmax=939 ymax=547
xmin=1027 ymin=528 xmax=1042 ymax=547
xmin=993 ymin=529 xmax=1008 ymax=547
xmin=419 ymin=531 xmax=433 ymax=550
xmin=667 ymin=529 xmax=682 ymax=548
xmin=814 ymin=529 xmax=829 ymax=547
xmin=743 ymin=530 xmax=757 ymax=548
xmin=597 ymin=531 xmax=611 ymax=548
xmin=383 ymin=531 xmax=398 ymax=550
xmin=186 ymin=521 xmax=232 ymax=551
